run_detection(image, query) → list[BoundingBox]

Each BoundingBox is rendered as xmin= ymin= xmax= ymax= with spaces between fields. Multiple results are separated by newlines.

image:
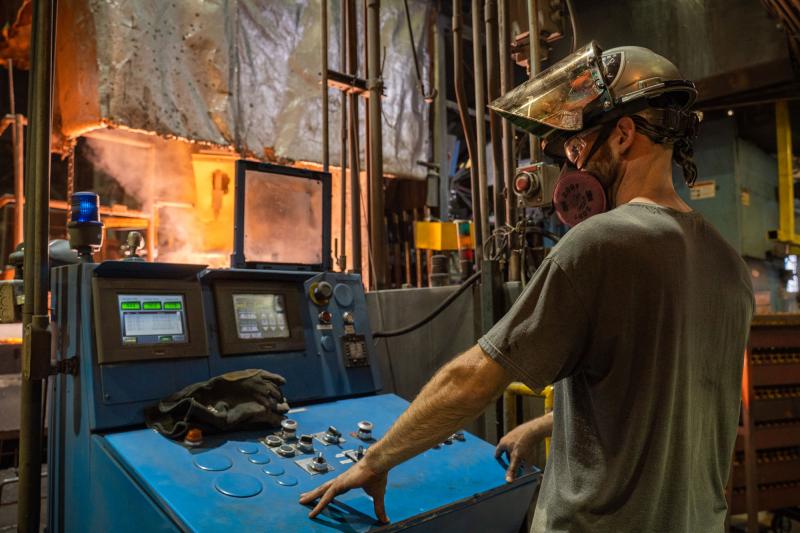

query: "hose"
xmin=373 ymin=270 xmax=482 ymax=338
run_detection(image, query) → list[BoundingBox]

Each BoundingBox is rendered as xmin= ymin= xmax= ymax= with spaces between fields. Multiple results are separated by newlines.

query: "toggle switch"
xmin=310 ymin=452 xmax=329 ymax=473
xmin=452 ymin=431 xmax=466 ymax=442
xmin=297 ymin=435 xmax=314 ymax=453
xmin=356 ymin=420 xmax=374 ymax=441
xmin=324 ymin=426 xmax=342 ymax=444
xmin=342 ymin=311 xmax=354 ymax=325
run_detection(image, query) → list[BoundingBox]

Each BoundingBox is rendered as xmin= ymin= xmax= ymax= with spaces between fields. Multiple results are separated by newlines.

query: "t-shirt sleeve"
xmin=478 ymin=257 xmax=590 ymax=388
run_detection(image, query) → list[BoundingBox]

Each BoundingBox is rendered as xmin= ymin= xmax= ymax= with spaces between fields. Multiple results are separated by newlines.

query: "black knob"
xmin=313 ymin=281 xmax=333 ymax=302
xmin=300 ymin=434 xmax=313 ymax=444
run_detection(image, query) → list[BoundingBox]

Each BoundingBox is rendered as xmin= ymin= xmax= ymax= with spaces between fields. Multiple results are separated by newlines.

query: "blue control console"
xmin=47 ymin=255 xmax=539 ymax=533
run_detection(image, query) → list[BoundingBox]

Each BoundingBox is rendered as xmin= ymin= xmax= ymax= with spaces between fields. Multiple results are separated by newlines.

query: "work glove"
xmin=145 ymin=369 xmax=290 ymax=439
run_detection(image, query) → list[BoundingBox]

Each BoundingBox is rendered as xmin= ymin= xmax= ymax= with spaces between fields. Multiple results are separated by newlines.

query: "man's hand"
xmin=298 ymin=459 xmax=389 ymax=523
xmin=495 ymin=412 xmax=553 ymax=482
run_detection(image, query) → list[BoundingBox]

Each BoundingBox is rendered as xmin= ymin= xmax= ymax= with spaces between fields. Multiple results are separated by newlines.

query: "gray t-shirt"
xmin=478 ymin=203 xmax=754 ymax=533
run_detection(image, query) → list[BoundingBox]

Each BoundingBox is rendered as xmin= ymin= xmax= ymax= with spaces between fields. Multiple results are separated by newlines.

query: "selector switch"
xmin=342 ymin=311 xmax=354 ymax=325
xmin=356 ymin=421 xmax=374 ymax=441
xmin=310 ymin=452 xmax=329 ymax=473
xmin=324 ymin=426 xmax=342 ymax=444
xmin=297 ymin=435 xmax=315 ymax=453
xmin=265 ymin=435 xmax=282 ymax=447
xmin=281 ymin=419 xmax=297 ymax=440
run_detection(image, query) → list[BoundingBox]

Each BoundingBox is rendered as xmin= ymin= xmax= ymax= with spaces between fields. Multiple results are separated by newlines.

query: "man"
xmin=300 ymin=43 xmax=754 ymax=532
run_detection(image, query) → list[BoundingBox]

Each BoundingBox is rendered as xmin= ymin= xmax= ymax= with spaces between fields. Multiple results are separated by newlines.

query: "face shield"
xmin=488 ymin=42 xmax=613 ymax=138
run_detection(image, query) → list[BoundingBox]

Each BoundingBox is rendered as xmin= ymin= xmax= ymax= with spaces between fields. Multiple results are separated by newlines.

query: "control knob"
xmin=265 ymin=435 xmax=283 ymax=447
xmin=342 ymin=311 xmax=354 ymax=325
xmin=281 ymin=419 xmax=297 ymax=440
xmin=298 ymin=434 xmax=315 ymax=453
xmin=324 ymin=426 xmax=342 ymax=444
xmin=356 ymin=445 xmax=366 ymax=460
xmin=310 ymin=452 xmax=329 ymax=473
xmin=312 ymin=281 xmax=333 ymax=305
xmin=277 ymin=444 xmax=295 ymax=457
xmin=356 ymin=420 xmax=373 ymax=441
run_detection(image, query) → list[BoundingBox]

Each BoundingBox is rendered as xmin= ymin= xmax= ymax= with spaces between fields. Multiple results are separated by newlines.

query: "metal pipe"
xmin=472 ymin=0 xmax=490 ymax=259
xmin=321 ymin=0 xmax=330 ymax=173
xmin=347 ymin=0 xmax=361 ymax=273
xmin=18 ymin=0 xmax=55 ymax=530
xmin=498 ymin=0 xmax=518 ymax=280
xmin=453 ymin=0 xmax=481 ymax=261
xmin=338 ymin=0 xmax=348 ymax=272
xmin=8 ymin=59 xmax=24 ymax=248
xmin=485 ymin=0 xmax=503 ymax=233
xmin=527 ymin=0 xmax=541 ymax=161
xmin=367 ymin=0 xmax=387 ymax=288
xmin=776 ymin=100 xmax=797 ymax=245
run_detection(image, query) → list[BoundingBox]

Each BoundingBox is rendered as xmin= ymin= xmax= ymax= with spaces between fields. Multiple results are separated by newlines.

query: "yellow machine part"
xmin=414 ymin=221 xmax=474 ymax=251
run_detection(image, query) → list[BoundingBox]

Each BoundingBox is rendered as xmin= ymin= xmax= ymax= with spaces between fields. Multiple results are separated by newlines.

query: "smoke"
xmin=83 ymin=130 xmax=214 ymax=264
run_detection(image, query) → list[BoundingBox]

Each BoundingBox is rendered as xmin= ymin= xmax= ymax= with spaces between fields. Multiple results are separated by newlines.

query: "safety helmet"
xmin=489 ymin=42 xmax=698 ymax=158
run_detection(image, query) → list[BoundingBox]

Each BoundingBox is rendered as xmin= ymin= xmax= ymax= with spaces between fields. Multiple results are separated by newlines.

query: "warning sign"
xmin=690 ymin=180 xmax=716 ymax=200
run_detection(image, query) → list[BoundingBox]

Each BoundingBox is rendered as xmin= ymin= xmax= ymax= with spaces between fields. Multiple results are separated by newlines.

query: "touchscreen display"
xmin=118 ymin=294 xmax=187 ymax=345
xmin=233 ymin=294 xmax=290 ymax=340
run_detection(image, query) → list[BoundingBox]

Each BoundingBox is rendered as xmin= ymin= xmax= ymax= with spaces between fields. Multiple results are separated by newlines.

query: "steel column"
xmin=485 ymin=0 xmax=503 ymax=233
xmin=433 ymin=12 xmax=449 ymax=221
xmin=18 ymin=0 xmax=56 ymax=531
xmin=526 ymin=0 xmax=541 ymax=161
xmin=348 ymin=0 xmax=362 ymax=273
xmin=338 ymin=0 xmax=348 ymax=271
xmin=367 ymin=0 xmax=387 ymax=288
xmin=321 ymin=0 xmax=330 ymax=173
xmin=472 ymin=0 xmax=490 ymax=258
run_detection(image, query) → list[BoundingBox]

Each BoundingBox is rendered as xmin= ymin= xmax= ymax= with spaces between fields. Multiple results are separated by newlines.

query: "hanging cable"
xmin=373 ymin=270 xmax=481 ymax=338
xmin=403 ymin=0 xmax=437 ymax=102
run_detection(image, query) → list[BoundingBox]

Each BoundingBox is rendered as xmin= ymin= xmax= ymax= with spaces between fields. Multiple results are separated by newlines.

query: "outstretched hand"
xmin=299 ymin=460 xmax=390 ymax=523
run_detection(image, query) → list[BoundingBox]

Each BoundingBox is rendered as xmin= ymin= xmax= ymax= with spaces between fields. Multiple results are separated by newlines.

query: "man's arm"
xmin=299 ymin=344 xmax=511 ymax=520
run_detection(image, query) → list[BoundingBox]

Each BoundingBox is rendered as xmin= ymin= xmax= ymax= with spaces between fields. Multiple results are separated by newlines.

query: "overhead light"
xmin=727 ymin=109 xmax=734 ymax=117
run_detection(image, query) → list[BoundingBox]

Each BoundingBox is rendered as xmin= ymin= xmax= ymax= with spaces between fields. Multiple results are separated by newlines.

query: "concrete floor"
xmin=0 ymin=468 xmax=46 ymax=532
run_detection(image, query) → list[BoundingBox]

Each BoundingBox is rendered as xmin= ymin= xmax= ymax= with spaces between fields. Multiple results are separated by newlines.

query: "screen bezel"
xmin=231 ymin=160 xmax=332 ymax=272
xmin=213 ymin=281 xmax=306 ymax=356
xmin=118 ymin=294 xmax=188 ymax=343
xmin=93 ymin=278 xmax=209 ymax=364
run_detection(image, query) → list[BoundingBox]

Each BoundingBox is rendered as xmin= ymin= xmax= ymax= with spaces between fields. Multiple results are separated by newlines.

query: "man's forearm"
xmin=529 ymin=411 xmax=554 ymax=438
xmin=363 ymin=345 xmax=510 ymax=473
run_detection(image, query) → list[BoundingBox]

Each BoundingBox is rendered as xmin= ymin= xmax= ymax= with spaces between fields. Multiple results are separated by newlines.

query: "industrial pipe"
xmin=8 ymin=59 xmax=24 ymax=247
xmin=338 ymin=0 xmax=348 ymax=272
xmin=527 ymin=0 xmax=542 ymax=161
xmin=472 ymin=0 xmax=491 ymax=258
xmin=498 ymin=0 xmax=518 ymax=280
xmin=321 ymin=0 xmax=330 ymax=173
xmin=18 ymin=0 xmax=56 ymax=530
xmin=452 ymin=0 xmax=482 ymax=263
xmin=485 ymin=0 xmax=504 ymax=234
xmin=347 ymin=0 xmax=361 ymax=273
xmin=367 ymin=0 xmax=388 ymax=288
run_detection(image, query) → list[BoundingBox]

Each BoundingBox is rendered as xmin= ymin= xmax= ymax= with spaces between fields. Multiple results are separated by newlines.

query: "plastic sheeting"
xmin=55 ymin=0 xmax=432 ymax=178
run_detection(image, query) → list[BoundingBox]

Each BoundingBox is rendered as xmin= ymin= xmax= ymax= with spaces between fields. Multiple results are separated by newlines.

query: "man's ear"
xmin=615 ymin=116 xmax=637 ymax=154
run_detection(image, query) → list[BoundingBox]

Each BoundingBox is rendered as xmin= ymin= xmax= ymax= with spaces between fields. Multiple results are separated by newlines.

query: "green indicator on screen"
xmin=143 ymin=301 xmax=162 ymax=310
xmin=120 ymin=301 xmax=141 ymax=311
xmin=163 ymin=301 xmax=182 ymax=310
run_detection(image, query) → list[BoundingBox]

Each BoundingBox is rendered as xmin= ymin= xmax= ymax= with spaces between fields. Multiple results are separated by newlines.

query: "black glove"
xmin=145 ymin=369 xmax=290 ymax=439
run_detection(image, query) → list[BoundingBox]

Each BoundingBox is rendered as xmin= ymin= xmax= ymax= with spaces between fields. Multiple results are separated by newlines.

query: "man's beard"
xmin=583 ymin=141 xmax=621 ymax=207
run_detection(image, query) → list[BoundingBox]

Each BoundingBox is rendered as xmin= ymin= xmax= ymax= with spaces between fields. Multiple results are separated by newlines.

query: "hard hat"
xmin=489 ymin=42 xmax=698 ymax=157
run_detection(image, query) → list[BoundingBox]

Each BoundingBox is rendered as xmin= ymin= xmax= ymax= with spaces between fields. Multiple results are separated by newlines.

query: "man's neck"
xmin=613 ymin=150 xmax=692 ymax=212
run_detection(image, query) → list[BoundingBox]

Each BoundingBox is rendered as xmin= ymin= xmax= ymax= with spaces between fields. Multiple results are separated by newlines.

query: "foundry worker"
xmin=300 ymin=43 xmax=753 ymax=532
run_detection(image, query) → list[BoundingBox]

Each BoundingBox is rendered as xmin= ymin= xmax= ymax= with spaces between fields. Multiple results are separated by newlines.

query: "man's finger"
xmin=494 ymin=441 xmax=508 ymax=459
xmin=308 ymin=487 xmax=338 ymax=519
xmin=506 ymin=453 xmax=521 ymax=483
xmin=372 ymin=489 xmax=389 ymax=523
xmin=299 ymin=480 xmax=333 ymax=505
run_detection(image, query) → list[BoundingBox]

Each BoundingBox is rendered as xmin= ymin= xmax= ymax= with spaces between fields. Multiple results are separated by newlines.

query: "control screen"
xmin=118 ymin=294 xmax=188 ymax=345
xmin=233 ymin=293 xmax=290 ymax=340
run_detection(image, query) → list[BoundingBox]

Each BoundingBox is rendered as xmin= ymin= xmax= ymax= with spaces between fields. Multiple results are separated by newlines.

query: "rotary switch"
xmin=324 ymin=426 xmax=342 ymax=444
xmin=310 ymin=452 xmax=329 ymax=473
xmin=356 ymin=421 xmax=374 ymax=441
xmin=281 ymin=419 xmax=297 ymax=440
xmin=298 ymin=434 xmax=315 ymax=453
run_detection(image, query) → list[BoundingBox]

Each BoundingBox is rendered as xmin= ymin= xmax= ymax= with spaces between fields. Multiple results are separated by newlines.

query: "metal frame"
xmin=231 ymin=160 xmax=332 ymax=272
